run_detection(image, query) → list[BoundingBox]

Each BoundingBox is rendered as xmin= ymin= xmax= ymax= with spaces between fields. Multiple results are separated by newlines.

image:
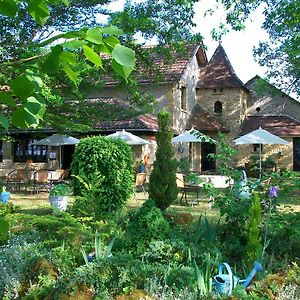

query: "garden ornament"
xmin=213 ymin=261 xmax=263 ymax=296
xmin=233 ymin=170 xmax=251 ymax=200
xmin=0 ymin=186 xmax=10 ymax=204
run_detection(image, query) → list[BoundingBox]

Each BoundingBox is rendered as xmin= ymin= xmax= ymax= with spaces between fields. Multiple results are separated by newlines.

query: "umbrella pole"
xmin=259 ymin=144 xmax=262 ymax=178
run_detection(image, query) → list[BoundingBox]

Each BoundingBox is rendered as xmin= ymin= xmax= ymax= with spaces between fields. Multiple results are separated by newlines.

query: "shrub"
xmin=71 ymin=136 xmax=134 ymax=216
xmin=125 ymin=199 xmax=170 ymax=253
xmin=148 ymin=110 xmax=178 ymax=210
xmin=244 ymin=193 xmax=262 ymax=268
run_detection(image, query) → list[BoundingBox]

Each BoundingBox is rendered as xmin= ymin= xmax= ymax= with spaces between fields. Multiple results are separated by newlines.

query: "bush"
xmin=71 ymin=136 xmax=134 ymax=216
xmin=125 ymin=199 xmax=170 ymax=253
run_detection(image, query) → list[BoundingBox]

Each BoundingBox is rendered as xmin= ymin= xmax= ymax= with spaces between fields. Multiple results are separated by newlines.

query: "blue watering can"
xmin=213 ymin=261 xmax=263 ymax=296
xmin=0 ymin=186 xmax=10 ymax=204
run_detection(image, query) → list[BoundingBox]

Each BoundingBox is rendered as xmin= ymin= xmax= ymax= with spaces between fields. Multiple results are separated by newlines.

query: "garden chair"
xmin=176 ymin=173 xmax=188 ymax=205
xmin=176 ymin=173 xmax=202 ymax=206
xmin=133 ymin=172 xmax=146 ymax=200
xmin=6 ymin=169 xmax=30 ymax=191
xmin=32 ymin=170 xmax=52 ymax=193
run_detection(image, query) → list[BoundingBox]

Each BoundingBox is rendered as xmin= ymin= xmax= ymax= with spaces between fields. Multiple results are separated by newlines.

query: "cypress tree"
xmin=149 ymin=110 xmax=178 ymax=210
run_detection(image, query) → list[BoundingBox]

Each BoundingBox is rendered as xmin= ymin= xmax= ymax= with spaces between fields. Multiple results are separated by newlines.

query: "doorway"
xmin=201 ymin=142 xmax=216 ymax=172
xmin=61 ymin=145 xmax=75 ymax=169
xmin=293 ymin=137 xmax=300 ymax=171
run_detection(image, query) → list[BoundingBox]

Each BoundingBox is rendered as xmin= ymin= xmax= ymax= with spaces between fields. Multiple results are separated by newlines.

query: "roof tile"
xmin=197 ymin=44 xmax=245 ymax=89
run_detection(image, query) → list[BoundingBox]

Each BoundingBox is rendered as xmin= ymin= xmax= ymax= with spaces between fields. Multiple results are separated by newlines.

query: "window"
xmin=214 ymin=101 xmax=222 ymax=114
xmin=14 ymin=138 xmax=48 ymax=162
xmin=181 ymin=86 xmax=187 ymax=110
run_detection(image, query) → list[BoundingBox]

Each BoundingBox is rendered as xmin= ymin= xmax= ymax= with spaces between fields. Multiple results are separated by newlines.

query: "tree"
xmin=213 ymin=0 xmax=300 ymax=96
xmin=0 ymin=0 xmax=201 ymax=131
xmin=148 ymin=110 xmax=178 ymax=210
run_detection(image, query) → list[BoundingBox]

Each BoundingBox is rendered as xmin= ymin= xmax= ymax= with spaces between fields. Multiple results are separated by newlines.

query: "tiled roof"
xmin=94 ymin=113 xmax=158 ymax=132
xmin=82 ymin=98 xmax=158 ymax=132
xmin=240 ymin=115 xmax=300 ymax=137
xmin=104 ymin=43 xmax=206 ymax=86
xmin=197 ymin=44 xmax=245 ymax=89
xmin=187 ymin=104 xmax=229 ymax=132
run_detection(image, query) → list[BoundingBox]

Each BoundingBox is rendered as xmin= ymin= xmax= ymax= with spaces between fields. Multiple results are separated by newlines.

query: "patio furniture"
xmin=50 ymin=169 xmax=65 ymax=183
xmin=6 ymin=169 xmax=30 ymax=191
xmin=176 ymin=173 xmax=202 ymax=205
xmin=32 ymin=170 xmax=52 ymax=193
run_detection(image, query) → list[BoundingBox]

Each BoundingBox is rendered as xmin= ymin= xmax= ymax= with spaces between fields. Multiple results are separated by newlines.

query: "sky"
xmin=106 ymin=0 xmax=269 ymax=84
xmin=192 ymin=1 xmax=269 ymax=83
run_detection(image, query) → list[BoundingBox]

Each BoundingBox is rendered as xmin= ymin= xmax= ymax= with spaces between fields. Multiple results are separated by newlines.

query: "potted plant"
xmin=49 ymin=183 xmax=70 ymax=211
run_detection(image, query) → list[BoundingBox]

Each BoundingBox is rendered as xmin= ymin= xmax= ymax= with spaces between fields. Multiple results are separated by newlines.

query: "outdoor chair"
xmin=176 ymin=173 xmax=188 ymax=205
xmin=6 ymin=169 xmax=30 ymax=191
xmin=133 ymin=172 xmax=146 ymax=200
xmin=176 ymin=173 xmax=202 ymax=206
xmin=32 ymin=170 xmax=52 ymax=193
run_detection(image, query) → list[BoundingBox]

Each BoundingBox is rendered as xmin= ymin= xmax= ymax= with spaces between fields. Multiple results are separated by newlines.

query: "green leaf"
xmin=61 ymin=0 xmax=70 ymax=6
xmin=83 ymin=45 xmax=102 ymax=67
xmin=27 ymin=0 xmax=50 ymax=25
xmin=112 ymin=44 xmax=135 ymax=68
xmin=103 ymin=36 xmax=120 ymax=51
xmin=60 ymin=51 xmax=77 ymax=65
xmin=42 ymin=45 xmax=63 ymax=74
xmin=0 ymin=92 xmax=15 ymax=106
xmin=85 ymin=28 xmax=103 ymax=45
xmin=0 ymin=0 xmax=18 ymax=18
xmin=63 ymin=64 xmax=78 ymax=84
xmin=10 ymin=75 xmax=35 ymax=99
xmin=0 ymin=112 xmax=9 ymax=129
xmin=0 ymin=217 xmax=9 ymax=236
xmin=11 ymin=107 xmax=39 ymax=128
xmin=111 ymin=59 xmax=134 ymax=79
xmin=61 ymin=40 xmax=87 ymax=50
xmin=24 ymin=96 xmax=45 ymax=119
xmin=102 ymin=26 xmax=124 ymax=36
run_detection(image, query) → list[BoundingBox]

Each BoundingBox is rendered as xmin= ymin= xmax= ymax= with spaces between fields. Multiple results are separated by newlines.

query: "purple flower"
xmin=269 ymin=186 xmax=279 ymax=198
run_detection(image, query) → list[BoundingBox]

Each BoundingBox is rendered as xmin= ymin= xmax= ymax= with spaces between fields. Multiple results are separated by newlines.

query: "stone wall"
xmin=246 ymin=81 xmax=300 ymax=119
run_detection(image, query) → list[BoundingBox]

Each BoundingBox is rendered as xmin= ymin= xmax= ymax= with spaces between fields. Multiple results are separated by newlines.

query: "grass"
xmin=8 ymin=184 xmax=300 ymax=218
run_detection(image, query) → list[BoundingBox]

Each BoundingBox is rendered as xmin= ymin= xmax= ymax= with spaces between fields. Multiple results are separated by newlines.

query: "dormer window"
xmin=214 ymin=101 xmax=222 ymax=115
xmin=181 ymin=86 xmax=187 ymax=110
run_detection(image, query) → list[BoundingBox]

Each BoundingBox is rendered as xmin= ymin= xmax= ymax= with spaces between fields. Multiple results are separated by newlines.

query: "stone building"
xmin=0 ymin=43 xmax=299 ymax=176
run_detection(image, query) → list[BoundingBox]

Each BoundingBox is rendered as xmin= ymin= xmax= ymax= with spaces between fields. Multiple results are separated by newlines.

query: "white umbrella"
xmin=233 ymin=127 xmax=288 ymax=178
xmin=32 ymin=134 xmax=80 ymax=168
xmin=172 ymin=128 xmax=215 ymax=171
xmin=172 ymin=128 xmax=216 ymax=144
xmin=107 ymin=129 xmax=151 ymax=145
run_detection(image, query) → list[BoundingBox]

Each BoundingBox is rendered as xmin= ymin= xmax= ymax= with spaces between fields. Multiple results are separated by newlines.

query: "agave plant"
xmin=81 ymin=230 xmax=116 ymax=264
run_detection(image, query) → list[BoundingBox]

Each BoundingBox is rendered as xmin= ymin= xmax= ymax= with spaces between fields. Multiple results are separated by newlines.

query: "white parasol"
xmin=233 ymin=127 xmax=288 ymax=178
xmin=107 ymin=129 xmax=151 ymax=145
xmin=32 ymin=134 xmax=80 ymax=168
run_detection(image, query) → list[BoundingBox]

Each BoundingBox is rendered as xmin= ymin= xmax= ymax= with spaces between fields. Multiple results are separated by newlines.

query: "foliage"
xmin=244 ymin=193 xmax=262 ymax=268
xmin=149 ymin=110 xmax=178 ymax=210
xmin=209 ymin=131 xmax=237 ymax=177
xmin=0 ymin=233 xmax=44 ymax=299
xmin=81 ymin=230 xmax=115 ymax=264
xmin=125 ymin=199 xmax=170 ymax=253
xmin=49 ymin=183 xmax=71 ymax=196
xmin=214 ymin=0 xmax=300 ymax=96
xmin=71 ymin=136 xmax=134 ymax=216
xmin=176 ymin=157 xmax=191 ymax=175
xmin=0 ymin=0 xmax=136 ymax=130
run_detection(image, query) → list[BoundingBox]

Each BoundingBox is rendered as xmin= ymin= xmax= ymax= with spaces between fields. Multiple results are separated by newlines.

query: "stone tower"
xmin=196 ymin=44 xmax=249 ymax=142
